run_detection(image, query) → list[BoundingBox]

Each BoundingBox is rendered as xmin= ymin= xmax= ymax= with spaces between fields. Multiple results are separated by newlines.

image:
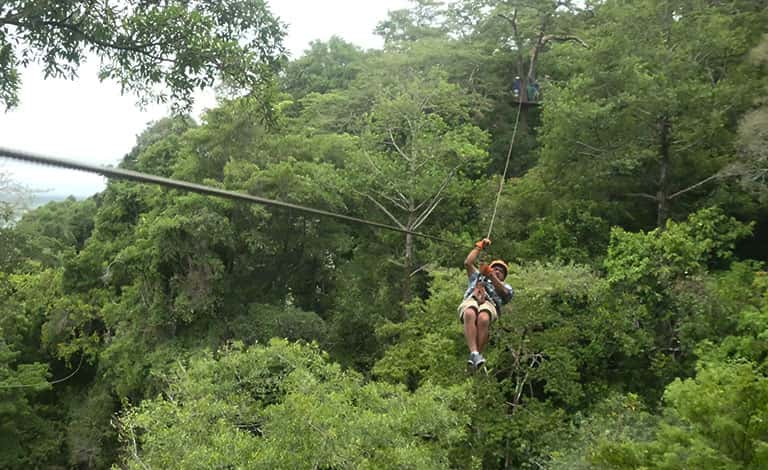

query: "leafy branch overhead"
xmin=0 ymin=0 xmax=286 ymax=110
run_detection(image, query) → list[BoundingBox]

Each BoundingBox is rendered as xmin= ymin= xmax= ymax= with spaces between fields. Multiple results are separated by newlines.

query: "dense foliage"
xmin=0 ymin=0 xmax=285 ymax=110
xmin=1 ymin=0 xmax=767 ymax=468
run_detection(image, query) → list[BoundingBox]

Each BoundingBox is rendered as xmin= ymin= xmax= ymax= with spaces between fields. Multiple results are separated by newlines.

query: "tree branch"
xmin=387 ymin=128 xmax=412 ymax=162
xmin=412 ymin=165 xmax=459 ymax=229
xmin=541 ymin=34 xmax=590 ymax=49
xmin=412 ymin=196 xmax=443 ymax=231
xmin=668 ymin=173 xmax=722 ymax=200
xmin=127 ymin=423 xmax=152 ymax=470
xmin=360 ymin=192 xmax=406 ymax=229
xmin=498 ymin=9 xmax=526 ymax=77
xmin=626 ymin=192 xmax=658 ymax=201
xmin=6 ymin=17 xmax=176 ymax=64
xmin=374 ymin=189 xmax=409 ymax=212
xmin=528 ymin=31 xmax=546 ymax=81
xmin=362 ymin=151 xmax=385 ymax=176
xmin=414 ymin=164 xmax=461 ymax=211
xmin=574 ymin=140 xmax=608 ymax=153
xmin=496 ymin=11 xmax=517 ymax=30
xmin=409 ymin=263 xmax=433 ymax=277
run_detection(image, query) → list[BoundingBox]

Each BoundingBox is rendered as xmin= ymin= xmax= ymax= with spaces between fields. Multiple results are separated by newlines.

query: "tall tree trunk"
xmin=403 ymin=211 xmax=415 ymax=312
xmin=657 ymin=116 xmax=671 ymax=228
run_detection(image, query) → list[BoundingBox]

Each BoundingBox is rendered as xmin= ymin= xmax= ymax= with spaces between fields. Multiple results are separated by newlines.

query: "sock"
xmin=471 ymin=350 xmax=479 ymax=355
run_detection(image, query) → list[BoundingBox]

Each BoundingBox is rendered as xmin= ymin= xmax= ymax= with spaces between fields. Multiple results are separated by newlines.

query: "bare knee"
xmin=477 ymin=311 xmax=491 ymax=328
xmin=463 ymin=307 xmax=478 ymax=323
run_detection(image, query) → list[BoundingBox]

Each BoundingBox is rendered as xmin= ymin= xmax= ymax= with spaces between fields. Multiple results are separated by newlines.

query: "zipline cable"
xmin=0 ymin=146 xmax=460 ymax=245
xmin=486 ymin=98 xmax=524 ymax=240
xmin=0 ymin=354 xmax=84 ymax=389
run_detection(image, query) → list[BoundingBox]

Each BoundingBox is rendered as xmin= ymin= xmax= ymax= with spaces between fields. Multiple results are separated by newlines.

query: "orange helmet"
xmin=490 ymin=260 xmax=508 ymax=277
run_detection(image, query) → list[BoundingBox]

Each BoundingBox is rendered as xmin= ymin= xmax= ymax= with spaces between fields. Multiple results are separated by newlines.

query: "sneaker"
xmin=474 ymin=353 xmax=486 ymax=368
xmin=468 ymin=352 xmax=477 ymax=367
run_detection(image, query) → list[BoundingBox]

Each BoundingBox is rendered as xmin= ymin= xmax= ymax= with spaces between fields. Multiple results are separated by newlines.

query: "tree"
xmin=480 ymin=0 xmax=589 ymax=137
xmin=282 ymin=36 xmax=365 ymax=99
xmin=0 ymin=169 xmax=29 ymax=223
xmin=547 ymin=393 xmax=658 ymax=469
xmin=0 ymin=170 xmax=32 ymax=271
xmin=591 ymin=359 xmax=768 ymax=469
xmin=374 ymin=0 xmax=449 ymax=45
xmin=0 ymin=336 xmax=56 ymax=468
xmin=737 ymin=107 xmax=768 ymax=201
xmin=13 ymin=196 xmax=97 ymax=267
xmin=605 ymin=207 xmax=754 ymax=391
xmin=538 ymin=0 xmax=767 ymax=227
xmin=0 ymin=268 xmax=77 ymax=467
xmin=374 ymin=0 xmax=589 ymax=173
xmin=350 ymin=68 xmax=489 ymax=306
xmin=0 ymin=0 xmax=285 ymax=109
xmin=734 ymin=34 xmax=768 ymax=202
xmin=49 ymin=98 xmax=353 ymax=399
xmin=116 ymin=339 xmax=471 ymax=469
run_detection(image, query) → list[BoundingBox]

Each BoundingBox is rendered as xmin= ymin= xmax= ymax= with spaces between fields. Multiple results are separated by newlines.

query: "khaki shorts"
xmin=458 ymin=297 xmax=498 ymax=323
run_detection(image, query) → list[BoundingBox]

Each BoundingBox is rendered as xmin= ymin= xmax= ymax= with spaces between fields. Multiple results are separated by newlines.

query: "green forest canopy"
xmin=1 ymin=0 xmax=767 ymax=468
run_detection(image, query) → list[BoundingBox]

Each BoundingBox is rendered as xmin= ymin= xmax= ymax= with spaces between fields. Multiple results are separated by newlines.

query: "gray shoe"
xmin=474 ymin=353 xmax=486 ymax=368
xmin=468 ymin=352 xmax=485 ymax=368
xmin=468 ymin=352 xmax=477 ymax=367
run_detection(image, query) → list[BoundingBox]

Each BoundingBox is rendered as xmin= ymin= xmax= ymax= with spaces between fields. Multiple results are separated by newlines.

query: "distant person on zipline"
xmin=458 ymin=238 xmax=514 ymax=369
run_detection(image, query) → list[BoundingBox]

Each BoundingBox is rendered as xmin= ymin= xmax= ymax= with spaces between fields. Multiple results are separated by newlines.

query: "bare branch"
xmin=412 ymin=165 xmax=459 ymax=228
xmin=626 ymin=192 xmax=658 ymax=201
xmin=671 ymin=139 xmax=703 ymax=154
xmin=362 ymin=151 xmax=384 ymax=176
xmin=362 ymin=193 xmax=406 ymax=229
xmin=578 ymin=150 xmax=601 ymax=158
xmin=412 ymin=196 xmax=443 ymax=231
xmin=528 ymin=29 xmax=546 ymax=81
xmin=496 ymin=11 xmax=518 ymax=30
xmin=418 ymin=96 xmax=430 ymax=113
xmin=499 ymin=9 xmax=525 ymax=76
xmin=413 ymin=164 xmax=458 ymax=212
xmin=409 ymin=263 xmax=434 ymax=277
xmin=575 ymin=140 xmax=608 ymax=153
xmin=374 ymin=190 xmax=409 ymax=212
xmin=404 ymin=116 xmax=416 ymax=137
xmin=668 ymin=173 xmax=722 ymax=200
xmin=395 ymin=190 xmax=411 ymax=208
xmin=127 ymin=423 xmax=152 ymax=470
xmin=387 ymin=129 xmax=412 ymax=162
xmin=513 ymin=369 xmax=530 ymax=407
xmin=541 ymin=34 xmax=590 ymax=49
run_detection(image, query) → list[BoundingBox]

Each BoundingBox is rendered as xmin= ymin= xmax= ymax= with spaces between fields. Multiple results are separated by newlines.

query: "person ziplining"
xmin=458 ymin=238 xmax=514 ymax=370
xmin=456 ymin=95 xmax=522 ymax=372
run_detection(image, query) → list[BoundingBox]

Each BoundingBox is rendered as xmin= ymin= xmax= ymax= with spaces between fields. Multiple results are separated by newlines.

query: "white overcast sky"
xmin=0 ymin=0 xmax=411 ymax=199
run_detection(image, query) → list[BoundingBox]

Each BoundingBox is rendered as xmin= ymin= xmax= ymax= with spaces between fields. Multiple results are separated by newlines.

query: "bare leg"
xmin=462 ymin=307 xmax=478 ymax=352
xmin=476 ymin=311 xmax=491 ymax=353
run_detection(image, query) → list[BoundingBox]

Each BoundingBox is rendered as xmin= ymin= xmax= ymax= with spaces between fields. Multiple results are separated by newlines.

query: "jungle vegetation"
xmin=1 ymin=0 xmax=767 ymax=468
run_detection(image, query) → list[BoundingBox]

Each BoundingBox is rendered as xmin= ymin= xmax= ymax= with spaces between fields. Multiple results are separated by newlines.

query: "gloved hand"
xmin=479 ymin=262 xmax=493 ymax=277
xmin=474 ymin=238 xmax=491 ymax=250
